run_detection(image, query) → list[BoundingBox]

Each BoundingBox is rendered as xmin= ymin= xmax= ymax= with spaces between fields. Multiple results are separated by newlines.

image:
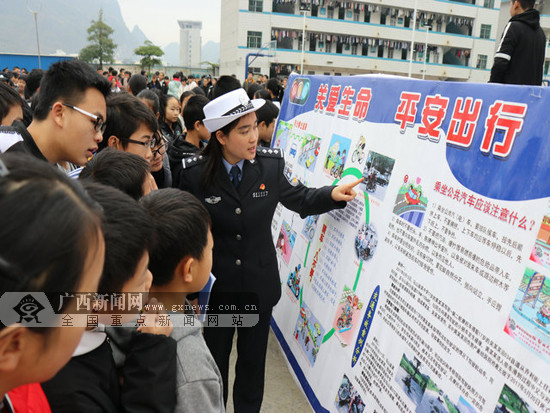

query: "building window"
xmin=480 ymin=24 xmax=491 ymax=39
xmin=353 ymin=11 xmax=360 ymax=21
xmin=327 ymin=8 xmax=334 ymax=19
xmin=483 ymin=0 xmax=494 ymax=8
xmin=249 ymin=0 xmax=263 ymax=12
xmin=351 ymin=44 xmax=358 ymax=55
xmin=476 ymin=54 xmax=487 ymax=69
xmin=545 ymin=60 xmax=550 ymax=75
xmin=388 ymin=48 xmax=394 ymax=59
xmin=247 ymin=31 xmax=262 ymax=49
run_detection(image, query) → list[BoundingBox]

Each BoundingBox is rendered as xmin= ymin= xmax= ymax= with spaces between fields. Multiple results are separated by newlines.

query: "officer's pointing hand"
xmin=331 ymin=177 xmax=364 ymax=202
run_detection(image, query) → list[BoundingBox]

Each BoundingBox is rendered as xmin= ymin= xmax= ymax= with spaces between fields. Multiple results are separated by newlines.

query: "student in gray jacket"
xmin=141 ymin=188 xmax=224 ymax=413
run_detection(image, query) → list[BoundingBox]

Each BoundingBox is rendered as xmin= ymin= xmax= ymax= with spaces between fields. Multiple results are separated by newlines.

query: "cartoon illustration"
xmin=276 ymin=220 xmax=297 ymax=265
xmin=333 ymin=287 xmax=364 ymax=346
xmin=287 ymin=264 xmax=302 ymax=299
xmin=324 ymin=134 xmax=351 ymax=179
xmin=297 ymin=134 xmax=322 ymax=172
xmin=361 ymin=150 xmax=395 ymax=201
xmin=351 ymin=136 xmax=366 ymax=164
xmin=293 ymin=302 xmax=325 ymax=366
xmin=334 ymin=375 xmax=366 ymax=413
xmin=354 ymin=224 xmax=378 ymax=262
xmin=393 ymin=175 xmax=428 ymax=228
xmin=273 ymin=120 xmax=292 ymax=152
xmin=506 ymin=267 xmax=550 ymax=363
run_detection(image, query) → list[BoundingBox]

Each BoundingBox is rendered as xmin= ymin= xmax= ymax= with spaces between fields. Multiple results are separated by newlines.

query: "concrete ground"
xmin=226 ymin=328 xmax=312 ymax=412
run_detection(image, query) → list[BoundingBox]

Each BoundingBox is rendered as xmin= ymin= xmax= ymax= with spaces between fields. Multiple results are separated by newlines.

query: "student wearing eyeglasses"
xmin=0 ymin=60 xmax=110 ymax=166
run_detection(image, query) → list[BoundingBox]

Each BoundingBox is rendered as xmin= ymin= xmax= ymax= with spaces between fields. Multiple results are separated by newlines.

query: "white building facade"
xmin=179 ymin=20 xmax=202 ymax=68
xmin=220 ymin=0 xmax=504 ymax=82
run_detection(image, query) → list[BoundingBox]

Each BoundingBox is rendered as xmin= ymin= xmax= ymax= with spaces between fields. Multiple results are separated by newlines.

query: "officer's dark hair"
xmin=514 ymin=0 xmax=535 ymax=9
xmin=141 ymin=189 xmax=211 ymax=287
xmin=201 ymin=115 xmax=247 ymax=187
xmin=0 ymin=153 xmax=103 ymax=331
xmin=0 ymin=82 xmax=25 ymax=125
xmin=137 ymin=89 xmax=160 ymax=115
xmin=183 ymin=95 xmax=209 ymax=131
xmin=192 ymin=86 xmax=206 ymax=96
xmin=80 ymin=148 xmax=150 ymax=200
xmin=255 ymin=100 xmax=279 ymax=127
xmin=81 ymin=181 xmax=152 ymax=295
xmin=32 ymin=60 xmax=110 ymax=121
xmin=211 ymin=75 xmax=242 ymax=99
xmin=128 ymin=74 xmax=148 ymax=96
xmin=24 ymin=68 xmax=44 ymax=100
xmin=98 ymin=93 xmax=159 ymax=151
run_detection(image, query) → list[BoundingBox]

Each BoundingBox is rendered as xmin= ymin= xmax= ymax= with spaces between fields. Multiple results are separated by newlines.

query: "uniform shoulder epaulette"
xmin=256 ymin=148 xmax=283 ymax=159
xmin=181 ymin=155 xmax=207 ymax=169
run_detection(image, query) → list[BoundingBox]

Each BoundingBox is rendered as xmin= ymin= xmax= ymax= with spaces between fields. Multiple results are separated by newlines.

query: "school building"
xmin=220 ymin=0 xmax=550 ymax=83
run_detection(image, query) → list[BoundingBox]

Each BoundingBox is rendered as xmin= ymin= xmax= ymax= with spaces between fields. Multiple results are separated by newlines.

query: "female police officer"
xmin=178 ymin=88 xmax=361 ymax=413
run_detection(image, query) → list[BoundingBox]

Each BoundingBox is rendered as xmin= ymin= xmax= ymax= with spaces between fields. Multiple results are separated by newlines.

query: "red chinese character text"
xmin=314 ymin=84 xmax=329 ymax=112
xmin=447 ymin=97 xmax=482 ymax=148
xmin=352 ymin=88 xmax=372 ymax=122
xmin=418 ymin=94 xmax=449 ymax=142
xmin=325 ymin=85 xmax=342 ymax=114
xmin=394 ymin=92 xmax=421 ymax=132
xmin=338 ymin=86 xmax=356 ymax=118
xmin=481 ymin=101 xmax=527 ymax=158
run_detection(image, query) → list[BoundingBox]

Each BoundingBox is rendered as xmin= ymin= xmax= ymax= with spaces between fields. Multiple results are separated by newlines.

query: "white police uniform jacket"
xmin=178 ymin=148 xmax=346 ymax=312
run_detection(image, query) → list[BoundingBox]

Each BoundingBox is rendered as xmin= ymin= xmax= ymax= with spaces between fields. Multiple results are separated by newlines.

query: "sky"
xmin=117 ymin=0 xmax=221 ymax=47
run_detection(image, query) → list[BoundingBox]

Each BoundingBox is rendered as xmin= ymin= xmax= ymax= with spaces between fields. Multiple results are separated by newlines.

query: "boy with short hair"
xmin=169 ymin=94 xmax=211 ymax=186
xmin=42 ymin=182 xmax=177 ymax=412
xmin=140 ymin=188 xmax=224 ymax=413
xmin=1 ymin=60 xmax=110 ymax=165
xmin=255 ymin=100 xmax=280 ymax=147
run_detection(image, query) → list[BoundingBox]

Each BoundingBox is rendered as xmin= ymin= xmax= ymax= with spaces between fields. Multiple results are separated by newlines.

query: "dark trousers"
xmin=203 ymin=310 xmax=272 ymax=413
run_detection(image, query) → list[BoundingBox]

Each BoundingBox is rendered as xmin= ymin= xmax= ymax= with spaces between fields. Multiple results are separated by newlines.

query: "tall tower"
xmin=178 ymin=20 xmax=202 ymax=69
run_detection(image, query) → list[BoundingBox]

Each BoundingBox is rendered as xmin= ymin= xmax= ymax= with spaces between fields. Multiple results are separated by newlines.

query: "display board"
xmin=270 ymin=74 xmax=550 ymax=413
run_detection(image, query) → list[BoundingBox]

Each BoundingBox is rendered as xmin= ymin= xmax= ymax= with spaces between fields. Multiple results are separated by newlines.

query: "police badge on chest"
xmin=252 ymin=184 xmax=269 ymax=198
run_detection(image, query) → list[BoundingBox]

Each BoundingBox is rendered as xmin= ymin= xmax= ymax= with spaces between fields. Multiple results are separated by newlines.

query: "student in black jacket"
xmin=177 ymin=88 xmax=361 ymax=412
xmin=490 ymin=0 xmax=546 ymax=85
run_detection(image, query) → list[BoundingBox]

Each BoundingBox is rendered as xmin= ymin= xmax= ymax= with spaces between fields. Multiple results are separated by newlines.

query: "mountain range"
xmin=0 ymin=0 xmax=219 ymax=65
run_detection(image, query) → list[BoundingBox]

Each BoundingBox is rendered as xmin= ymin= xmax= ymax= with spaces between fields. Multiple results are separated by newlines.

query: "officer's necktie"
xmin=230 ymin=165 xmax=241 ymax=188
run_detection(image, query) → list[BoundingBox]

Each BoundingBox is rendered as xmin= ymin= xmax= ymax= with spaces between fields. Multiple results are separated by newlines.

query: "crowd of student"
xmin=0 ymin=60 xmax=360 ymax=413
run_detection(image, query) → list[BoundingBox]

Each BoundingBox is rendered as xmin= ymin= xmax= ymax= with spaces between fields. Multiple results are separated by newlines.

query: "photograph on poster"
xmin=354 ymin=223 xmax=378 ymax=262
xmin=302 ymin=214 xmax=319 ymax=241
xmin=334 ymin=374 xmax=366 ymax=413
xmin=351 ymin=136 xmax=367 ymax=164
xmin=333 ymin=286 xmax=364 ymax=346
xmin=286 ymin=263 xmax=303 ymax=301
xmin=276 ymin=220 xmax=297 ymax=265
xmin=393 ymin=175 xmax=428 ymax=228
xmin=297 ymin=134 xmax=322 ymax=172
xmin=324 ymin=134 xmax=351 ymax=180
xmin=293 ymin=301 xmax=325 ymax=366
xmin=394 ymin=353 xmax=430 ymax=406
xmin=493 ymin=384 xmax=533 ymax=413
xmin=361 ymin=150 xmax=396 ymax=201
xmin=529 ymin=209 xmax=550 ymax=270
xmin=505 ymin=267 xmax=550 ymax=363
xmin=284 ymin=162 xmax=307 ymax=187
xmin=273 ymin=120 xmax=292 ymax=153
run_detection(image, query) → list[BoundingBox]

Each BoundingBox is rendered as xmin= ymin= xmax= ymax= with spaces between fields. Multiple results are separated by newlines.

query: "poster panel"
xmin=270 ymin=74 xmax=550 ymax=413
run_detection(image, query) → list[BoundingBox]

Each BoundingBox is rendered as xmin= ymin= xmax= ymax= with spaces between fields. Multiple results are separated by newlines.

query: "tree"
xmin=79 ymin=9 xmax=116 ymax=69
xmin=134 ymin=41 xmax=164 ymax=73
